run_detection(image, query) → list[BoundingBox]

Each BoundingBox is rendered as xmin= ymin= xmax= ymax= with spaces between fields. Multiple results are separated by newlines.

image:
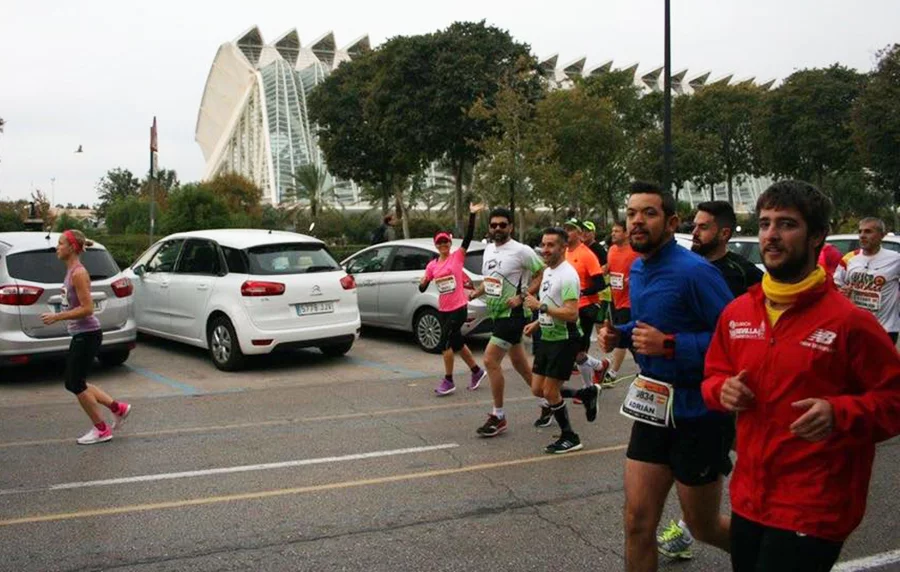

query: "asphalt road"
xmin=0 ymin=330 xmax=897 ymax=572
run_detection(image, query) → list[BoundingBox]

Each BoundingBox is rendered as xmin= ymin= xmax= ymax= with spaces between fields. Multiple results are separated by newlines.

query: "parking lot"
xmin=0 ymin=330 xmax=898 ymax=571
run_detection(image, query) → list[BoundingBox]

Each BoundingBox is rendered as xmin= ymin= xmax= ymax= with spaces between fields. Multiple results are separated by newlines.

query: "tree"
xmin=0 ymin=210 xmax=24 ymax=232
xmin=427 ymin=21 xmax=540 ymax=232
xmin=853 ymin=44 xmax=900 ymax=228
xmin=53 ymin=212 xmax=89 ymax=233
xmin=95 ymin=168 xmax=140 ymax=219
xmin=286 ymin=163 xmax=333 ymax=220
xmin=105 ymin=196 xmax=152 ymax=234
xmin=764 ymin=65 xmax=866 ymax=186
xmin=204 ymin=172 xmax=263 ymax=222
xmin=682 ymin=84 xmax=764 ymax=205
xmin=139 ymin=168 xmax=180 ymax=210
xmin=162 ymin=184 xmax=232 ymax=234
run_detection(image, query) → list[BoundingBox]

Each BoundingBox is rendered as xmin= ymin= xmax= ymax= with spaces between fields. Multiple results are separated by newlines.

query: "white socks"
xmin=492 ymin=407 xmax=505 ymax=419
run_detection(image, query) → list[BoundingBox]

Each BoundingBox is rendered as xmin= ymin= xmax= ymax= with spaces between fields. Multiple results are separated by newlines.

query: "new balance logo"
xmin=800 ymin=329 xmax=837 ymax=353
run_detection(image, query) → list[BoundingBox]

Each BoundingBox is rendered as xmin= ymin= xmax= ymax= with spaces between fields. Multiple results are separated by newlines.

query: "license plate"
xmin=296 ymin=301 xmax=334 ymax=316
xmin=54 ymin=301 xmax=101 ymax=313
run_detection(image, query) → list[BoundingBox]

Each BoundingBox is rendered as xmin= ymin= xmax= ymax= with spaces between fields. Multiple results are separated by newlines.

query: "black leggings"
xmin=438 ymin=306 xmax=467 ymax=352
xmin=730 ymin=512 xmax=843 ymax=572
xmin=65 ymin=330 xmax=103 ymax=395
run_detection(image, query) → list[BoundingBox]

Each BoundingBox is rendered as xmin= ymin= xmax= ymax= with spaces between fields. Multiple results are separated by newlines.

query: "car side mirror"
xmin=133 ymin=264 xmax=146 ymax=277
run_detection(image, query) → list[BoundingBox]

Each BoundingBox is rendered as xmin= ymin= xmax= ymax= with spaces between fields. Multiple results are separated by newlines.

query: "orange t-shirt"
xmin=607 ymin=243 xmax=640 ymax=310
xmin=565 ymin=243 xmax=604 ymax=308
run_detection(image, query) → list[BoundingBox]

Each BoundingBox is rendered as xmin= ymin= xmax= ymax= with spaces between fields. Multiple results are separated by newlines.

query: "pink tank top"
xmin=63 ymin=265 xmax=101 ymax=335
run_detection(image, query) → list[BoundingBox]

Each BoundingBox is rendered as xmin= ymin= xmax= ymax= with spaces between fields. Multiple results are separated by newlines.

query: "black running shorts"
xmin=65 ymin=330 xmax=103 ymax=395
xmin=438 ymin=306 xmax=468 ymax=352
xmin=490 ymin=314 xmax=527 ymax=348
xmin=532 ymin=338 xmax=580 ymax=381
xmin=626 ymin=415 xmax=734 ymax=486
xmin=577 ymin=304 xmax=600 ymax=352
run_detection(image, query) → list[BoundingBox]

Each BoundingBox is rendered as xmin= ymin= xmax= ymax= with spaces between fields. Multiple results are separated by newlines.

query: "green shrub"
xmin=0 ymin=210 xmax=25 ymax=232
xmin=97 ymin=234 xmax=153 ymax=269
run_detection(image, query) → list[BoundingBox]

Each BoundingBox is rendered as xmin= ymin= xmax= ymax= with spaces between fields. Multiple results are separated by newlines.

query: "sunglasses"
xmin=489 ymin=222 xmax=509 ymax=229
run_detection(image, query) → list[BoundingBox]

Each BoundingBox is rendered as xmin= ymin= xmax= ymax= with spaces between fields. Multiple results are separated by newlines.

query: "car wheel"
xmin=98 ymin=349 xmax=130 ymax=367
xmin=320 ymin=341 xmax=353 ymax=357
xmin=207 ymin=316 xmax=245 ymax=371
xmin=414 ymin=307 xmax=443 ymax=354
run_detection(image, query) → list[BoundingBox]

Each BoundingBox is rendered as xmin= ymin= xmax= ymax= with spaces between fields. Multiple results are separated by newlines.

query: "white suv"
xmin=124 ymin=229 xmax=360 ymax=371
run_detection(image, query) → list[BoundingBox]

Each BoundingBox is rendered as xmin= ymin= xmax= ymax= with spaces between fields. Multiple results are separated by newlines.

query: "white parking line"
xmin=833 ymin=549 xmax=900 ymax=571
xmin=0 ymin=443 xmax=459 ymax=495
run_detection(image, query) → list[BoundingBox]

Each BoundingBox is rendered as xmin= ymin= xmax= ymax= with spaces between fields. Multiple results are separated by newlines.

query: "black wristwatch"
xmin=539 ymin=303 xmax=549 ymax=313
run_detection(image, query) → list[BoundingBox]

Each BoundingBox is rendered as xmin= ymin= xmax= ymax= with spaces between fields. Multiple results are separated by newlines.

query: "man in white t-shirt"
xmin=835 ymin=217 xmax=900 ymax=344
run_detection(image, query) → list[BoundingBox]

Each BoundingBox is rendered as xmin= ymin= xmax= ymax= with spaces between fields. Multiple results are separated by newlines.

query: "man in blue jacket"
xmin=600 ymin=181 xmax=734 ymax=572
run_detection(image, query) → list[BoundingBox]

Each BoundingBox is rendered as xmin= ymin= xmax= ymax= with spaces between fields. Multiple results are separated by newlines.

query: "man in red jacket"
xmin=701 ymin=180 xmax=900 ymax=572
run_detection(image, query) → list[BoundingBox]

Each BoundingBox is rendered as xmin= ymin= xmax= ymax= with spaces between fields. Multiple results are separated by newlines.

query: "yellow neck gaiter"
xmin=762 ymin=266 xmax=826 ymax=325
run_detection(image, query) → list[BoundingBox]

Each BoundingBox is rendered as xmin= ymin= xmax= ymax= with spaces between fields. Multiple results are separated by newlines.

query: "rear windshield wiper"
xmin=305 ymin=265 xmax=339 ymax=273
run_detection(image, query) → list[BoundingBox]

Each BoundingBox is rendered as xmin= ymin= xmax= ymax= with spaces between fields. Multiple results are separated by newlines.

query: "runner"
xmin=419 ymin=203 xmax=488 ymax=395
xmin=834 ymin=217 xmax=900 ymax=344
xmin=657 ymin=200 xmax=763 ymax=560
xmin=40 ymin=230 xmax=132 ymax=445
xmin=702 ymin=180 xmax=900 ymax=571
xmin=603 ymin=220 xmax=640 ymax=387
xmin=598 ymin=181 xmax=734 ymax=572
xmin=469 ymin=207 xmax=545 ymax=437
xmin=523 ymin=227 xmax=597 ymax=453
xmin=563 ymin=219 xmax=609 ymax=394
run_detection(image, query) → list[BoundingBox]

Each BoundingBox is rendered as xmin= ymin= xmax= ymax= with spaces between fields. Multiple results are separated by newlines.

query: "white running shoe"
xmin=76 ymin=426 xmax=113 ymax=445
xmin=112 ymin=403 xmax=132 ymax=431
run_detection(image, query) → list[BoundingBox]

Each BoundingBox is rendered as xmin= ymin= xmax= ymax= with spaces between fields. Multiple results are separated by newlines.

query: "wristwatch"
xmin=539 ymin=303 xmax=549 ymax=313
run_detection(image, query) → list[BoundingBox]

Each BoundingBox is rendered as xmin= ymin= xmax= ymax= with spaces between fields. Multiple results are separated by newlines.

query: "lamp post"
xmin=663 ymin=0 xmax=673 ymax=193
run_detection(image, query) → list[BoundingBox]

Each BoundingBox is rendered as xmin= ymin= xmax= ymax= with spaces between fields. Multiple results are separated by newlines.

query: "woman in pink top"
xmin=419 ymin=203 xmax=487 ymax=396
xmin=40 ymin=230 xmax=132 ymax=445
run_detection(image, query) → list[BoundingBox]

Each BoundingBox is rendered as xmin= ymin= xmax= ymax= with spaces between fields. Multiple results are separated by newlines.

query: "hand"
xmin=40 ymin=313 xmax=58 ymax=325
xmin=524 ymin=294 xmax=541 ymax=311
xmin=790 ymin=398 xmax=834 ymax=442
xmin=599 ymin=319 xmax=621 ymax=353
xmin=523 ymin=321 xmax=539 ymax=337
xmin=469 ymin=202 xmax=486 ymax=214
xmin=468 ymin=290 xmax=479 ymax=301
xmin=720 ymin=370 xmax=755 ymax=412
xmin=632 ymin=321 xmax=666 ymax=356
xmin=507 ymin=294 xmax=523 ymax=309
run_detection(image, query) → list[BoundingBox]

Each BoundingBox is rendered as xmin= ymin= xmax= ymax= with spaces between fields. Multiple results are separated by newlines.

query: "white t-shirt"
xmin=538 ymin=261 xmax=582 ymax=342
xmin=836 ymin=247 xmax=900 ymax=333
xmin=481 ymin=239 xmax=544 ymax=319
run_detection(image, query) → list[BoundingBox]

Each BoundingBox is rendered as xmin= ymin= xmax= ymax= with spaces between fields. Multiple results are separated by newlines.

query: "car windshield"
xmin=245 ymin=243 xmax=341 ymax=276
xmin=5 ymin=248 xmax=120 ymax=283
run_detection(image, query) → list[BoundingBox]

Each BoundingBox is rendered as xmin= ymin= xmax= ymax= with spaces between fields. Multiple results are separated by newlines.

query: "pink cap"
xmin=434 ymin=232 xmax=452 ymax=244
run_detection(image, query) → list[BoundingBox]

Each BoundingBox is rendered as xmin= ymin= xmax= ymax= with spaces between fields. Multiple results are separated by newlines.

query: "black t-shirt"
xmin=712 ymin=251 xmax=764 ymax=298
xmin=585 ymin=241 xmax=608 ymax=266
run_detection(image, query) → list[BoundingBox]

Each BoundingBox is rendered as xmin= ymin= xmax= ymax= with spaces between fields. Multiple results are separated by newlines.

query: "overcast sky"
xmin=0 ymin=0 xmax=896 ymax=207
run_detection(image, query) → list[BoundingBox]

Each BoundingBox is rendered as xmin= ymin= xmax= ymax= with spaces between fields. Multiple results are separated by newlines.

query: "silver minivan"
xmin=0 ymin=232 xmax=137 ymax=366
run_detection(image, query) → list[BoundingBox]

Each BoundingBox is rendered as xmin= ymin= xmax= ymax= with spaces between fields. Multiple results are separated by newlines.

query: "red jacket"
xmin=702 ymin=281 xmax=900 ymax=541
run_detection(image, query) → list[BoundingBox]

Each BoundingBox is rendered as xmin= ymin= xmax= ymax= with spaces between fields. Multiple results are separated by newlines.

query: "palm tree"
xmin=287 ymin=163 xmax=333 ymax=221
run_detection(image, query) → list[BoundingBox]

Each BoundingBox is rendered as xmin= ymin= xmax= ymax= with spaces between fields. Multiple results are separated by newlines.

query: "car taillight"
xmin=241 ymin=281 xmax=286 ymax=297
xmin=0 ymin=285 xmax=44 ymax=306
xmin=463 ymin=275 xmax=474 ymax=290
xmin=111 ymin=277 xmax=133 ymax=298
xmin=340 ymin=275 xmax=356 ymax=290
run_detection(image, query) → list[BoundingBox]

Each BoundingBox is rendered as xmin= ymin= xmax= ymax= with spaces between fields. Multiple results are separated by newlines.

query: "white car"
xmin=125 ymin=229 xmax=360 ymax=371
xmin=726 ymin=236 xmax=765 ymax=272
xmin=826 ymin=233 xmax=900 ymax=255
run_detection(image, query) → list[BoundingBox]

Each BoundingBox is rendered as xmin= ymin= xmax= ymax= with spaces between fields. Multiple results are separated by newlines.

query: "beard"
xmin=630 ymin=229 xmax=667 ymax=254
xmin=492 ymin=230 xmax=510 ymax=243
xmin=691 ymin=236 xmax=720 ymax=257
xmin=764 ymin=245 xmax=812 ymax=282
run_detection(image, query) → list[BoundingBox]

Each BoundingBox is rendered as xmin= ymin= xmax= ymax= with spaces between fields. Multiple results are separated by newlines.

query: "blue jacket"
xmin=618 ymin=239 xmax=734 ymax=420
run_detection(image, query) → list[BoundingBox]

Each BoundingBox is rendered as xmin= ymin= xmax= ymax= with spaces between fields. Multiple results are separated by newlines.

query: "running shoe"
xmin=657 ymin=520 xmax=694 ymax=560
xmin=534 ymin=406 xmax=553 ymax=428
xmin=601 ymin=372 xmax=620 ymax=388
xmin=476 ymin=414 xmax=507 ymax=437
xmin=545 ymin=432 xmax=583 ymax=454
xmin=435 ymin=377 xmax=456 ymax=396
xmin=76 ymin=426 xmax=112 ymax=445
xmin=111 ymin=402 xmax=132 ymax=431
xmin=468 ymin=367 xmax=486 ymax=391
xmin=582 ymin=384 xmax=601 ymax=423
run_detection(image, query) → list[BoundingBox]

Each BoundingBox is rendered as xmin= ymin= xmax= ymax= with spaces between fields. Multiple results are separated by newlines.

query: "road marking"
xmin=124 ymin=364 xmax=200 ymax=395
xmin=0 ymin=396 xmax=537 ymax=449
xmin=0 ymin=444 xmax=627 ymax=527
xmin=833 ymin=549 xmax=900 ymax=571
xmin=0 ymin=444 xmax=460 ymax=495
xmin=345 ymin=356 xmax=428 ymax=378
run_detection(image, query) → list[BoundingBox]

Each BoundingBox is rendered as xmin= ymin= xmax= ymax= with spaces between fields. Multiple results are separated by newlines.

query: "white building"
xmin=196 ymin=27 xmax=775 ymax=212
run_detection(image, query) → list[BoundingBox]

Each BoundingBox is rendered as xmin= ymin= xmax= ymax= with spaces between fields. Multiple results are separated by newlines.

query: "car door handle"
xmin=197 ymin=284 xmax=209 ymax=291
xmin=160 ymin=281 xmax=169 ymax=289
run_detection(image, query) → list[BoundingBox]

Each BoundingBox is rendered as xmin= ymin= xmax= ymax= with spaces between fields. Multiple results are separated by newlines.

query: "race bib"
xmin=484 ymin=277 xmax=503 ymax=297
xmin=538 ymin=311 xmax=554 ymax=327
xmin=435 ymin=275 xmax=457 ymax=294
xmin=610 ymin=273 xmax=624 ymax=290
xmin=620 ymin=375 xmax=674 ymax=428
xmin=851 ymin=289 xmax=881 ymax=312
